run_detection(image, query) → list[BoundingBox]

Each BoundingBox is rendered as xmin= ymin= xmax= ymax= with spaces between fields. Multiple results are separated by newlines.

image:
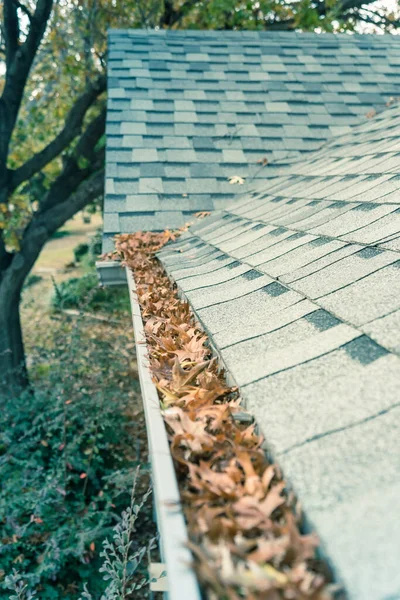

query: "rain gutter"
xmin=125 ymin=267 xmax=202 ymax=600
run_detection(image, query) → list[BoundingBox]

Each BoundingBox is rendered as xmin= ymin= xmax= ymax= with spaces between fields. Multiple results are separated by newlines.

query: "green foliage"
xmin=0 ymin=374 xmax=135 ymax=598
xmin=74 ymin=242 xmax=90 ymax=263
xmin=79 ymin=473 xmax=156 ymax=600
xmin=3 ymin=570 xmax=37 ymax=600
xmin=23 ymin=275 xmax=43 ymax=291
xmin=73 ymin=229 xmax=103 ymax=266
xmin=51 ymin=230 xmax=71 ymax=240
xmin=51 ymin=272 xmax=130 ymax=313
xmin=0 ymin=290 xmax=153 ymax=598
xmin=98 ymin=489 xmax=153 ymax=598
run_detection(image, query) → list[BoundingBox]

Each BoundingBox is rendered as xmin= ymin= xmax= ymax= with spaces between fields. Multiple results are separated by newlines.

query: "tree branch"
xmin=35 ymin=169 xmax=104 ymax=240
xmin=341 ymin=0 xmax=377 ymax=11
xmin=313 ymin=0 xmax=377 ymax=15
xmin=358 ymin=7 xmax=400 ymax=28
xmin=10 ymin=75 xmax=106 ymax=192
xmin=3 ymin=0 xmax=20 ymax=69
xmin=0 ymin=0 xmax=54 ymax=183
xmin=21 ymin=0 xmax=53 ymax=61
xmin=1 ymin=168 xmax=104 ymax=302
xmin=1 ymin=0 xmax=53 ymax=136
xmin=39 ymin=107 xmax=106 ymax=213
xmin=159 ymin=0 xmax=198 ymax=28
xmin=0 ymin=234 xmax=12 ymax=276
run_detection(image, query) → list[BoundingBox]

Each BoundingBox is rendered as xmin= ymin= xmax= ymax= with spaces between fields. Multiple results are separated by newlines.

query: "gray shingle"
xmin=104 ymin=31 xmax=400 ymax=240
xmin=152 ymin=79 xmax=400 ymax=599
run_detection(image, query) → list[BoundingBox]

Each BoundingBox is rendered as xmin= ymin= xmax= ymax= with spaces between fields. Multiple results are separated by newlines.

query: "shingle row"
xmin=156 ymin=101 xmax=400 ymax=600
xmin=103 ymin=30 xmax=400 ymax=251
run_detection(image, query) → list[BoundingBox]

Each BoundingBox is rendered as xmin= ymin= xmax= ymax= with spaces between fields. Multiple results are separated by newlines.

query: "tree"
xmin=161 ymin=0 xmax=400 ymax=32
xmin=0 ymin=0 xmax=108 ymax=394
xmin=0 ymin=0 xmax=398 ymax=395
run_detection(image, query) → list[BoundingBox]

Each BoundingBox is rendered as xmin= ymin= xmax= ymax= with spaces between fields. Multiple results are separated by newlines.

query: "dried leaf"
xmin=228 ymin=175 xmax=245 ymax=185
xmin=113 ymin=229 xmax=330 ymax=600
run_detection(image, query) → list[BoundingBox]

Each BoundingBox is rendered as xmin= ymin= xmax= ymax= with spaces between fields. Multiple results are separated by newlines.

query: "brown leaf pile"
xmin=112 ymin=230 xmax=338 ymax=600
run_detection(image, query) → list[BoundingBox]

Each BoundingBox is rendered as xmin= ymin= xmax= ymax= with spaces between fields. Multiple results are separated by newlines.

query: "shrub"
xmin=73 ymin=243 xmax=90 ymax=263
xmin=0 ymin=375 xmax=139 ymax=597
xmin=51 ymin=272 xmax=130 ymax=314
xmin=0 ymin=293 xmax=154 ymax=598
xmin=89 ymin=230 xmax=103 ymax=265
xmin=72 ymin=230 xmax=102 ymax=267
xmin=24 ymin=275 xmax=43 ymax=290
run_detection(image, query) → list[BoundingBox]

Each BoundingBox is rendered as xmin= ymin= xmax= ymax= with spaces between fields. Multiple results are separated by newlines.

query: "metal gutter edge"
xmin=96 ymin=260 xmax=127 ymax=287
xmin=125 ymin=267 xmax=202 ymax=600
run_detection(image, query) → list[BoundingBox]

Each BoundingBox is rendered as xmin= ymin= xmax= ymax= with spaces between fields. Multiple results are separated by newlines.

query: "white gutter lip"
xmin=126 ymin=267 xmax=202 ymax=600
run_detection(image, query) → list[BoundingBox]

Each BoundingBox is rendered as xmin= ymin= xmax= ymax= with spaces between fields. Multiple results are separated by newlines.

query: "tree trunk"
xmin=0 ymin=275 xmax=29 ymax=397
xmin=0 ymin=168 xmax=104 ymax=397
xmin=0 ymin=219 xmax=47 ymax=397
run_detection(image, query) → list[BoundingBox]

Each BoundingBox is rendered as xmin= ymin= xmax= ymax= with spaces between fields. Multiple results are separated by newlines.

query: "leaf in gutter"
xmin=113 ymin=228 xmax=330 ymax=599
xmin=171 ymin=357 xmax=209 ymax=391
xmin=247 ymin=536 xmax=289 ymax=563
xmin=228 ymin=175 xmax=245 ymax=185
xmin=156 ymin=385 xmax=180 ymax=407
xmin=284 ymin=510 xmax=320 ymax=561
xmin=173 ymin=334 xmax=209 ymax=363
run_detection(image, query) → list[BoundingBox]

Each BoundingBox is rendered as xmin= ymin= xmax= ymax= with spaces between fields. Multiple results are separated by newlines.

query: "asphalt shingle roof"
xmin=104 ymin=29 xmax=400 ymax=598
xmin=104 ymin=29 xmax=400 ymax=251
xmin=157 ymin=103 xmax=400 ymax=599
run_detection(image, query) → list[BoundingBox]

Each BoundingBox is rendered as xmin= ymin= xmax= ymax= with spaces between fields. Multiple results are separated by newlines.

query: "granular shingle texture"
xmin=104 ymin=29 xmax=400 ymax=251
xmin=157 ymin=103 xmax=400 ymax=600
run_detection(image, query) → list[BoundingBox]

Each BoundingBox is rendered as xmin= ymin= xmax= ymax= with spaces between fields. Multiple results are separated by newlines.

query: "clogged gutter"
xmin=110 ymin=227 xmax=338 ymax=600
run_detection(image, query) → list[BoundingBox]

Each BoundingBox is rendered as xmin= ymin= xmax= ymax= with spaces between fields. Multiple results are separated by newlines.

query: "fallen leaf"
xmin=228 ymin=175 xmax=245 ymax=185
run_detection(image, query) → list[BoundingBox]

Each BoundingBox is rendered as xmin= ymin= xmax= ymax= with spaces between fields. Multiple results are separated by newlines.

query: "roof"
xmin=103 ymin=29 xmax=400 ymax=598
xmin=104 ymin=29 xmax=400 ymax=252
xmin=157 ymin=102 xmax=400 ymax=599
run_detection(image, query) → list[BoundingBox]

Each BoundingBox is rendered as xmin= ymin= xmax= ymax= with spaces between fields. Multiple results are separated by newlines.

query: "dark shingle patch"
xmin=351 ymin=203 xmax=380 ymax=212
xmin=270 ymin=227 xmax=288 ymax=236
xmin=242 ymin=270 xmax=264 ymax=280
xmin=327 ymin=201 xmax=347 ymax=209
xmin=357 ymin=247 xmax=384 ymax=259
xmin=263 ymin=282 xmax=289 ymax=296
xmin=342 ymin=335 xmax=389 ymax=365
xmin=227 ymin=261 xmax=241 ymax=269
xmin=287 ymin=232 xmax=307 ymax=241
xmin=304 ymin=309 xmax=341 ymax=331
xmin=309 ymin=237 xmax=331 ymax=247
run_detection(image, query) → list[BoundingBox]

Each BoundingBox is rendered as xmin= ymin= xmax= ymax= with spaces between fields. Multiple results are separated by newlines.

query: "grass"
xmin=23 ymin=212 xmax=102 ymax=317
xmin=34 ymin=212 xmax=102 ymax=272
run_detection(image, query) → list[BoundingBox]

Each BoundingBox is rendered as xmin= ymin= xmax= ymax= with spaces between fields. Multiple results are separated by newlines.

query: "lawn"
xmin=34 ymin=212 xmax=103 ymax=273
